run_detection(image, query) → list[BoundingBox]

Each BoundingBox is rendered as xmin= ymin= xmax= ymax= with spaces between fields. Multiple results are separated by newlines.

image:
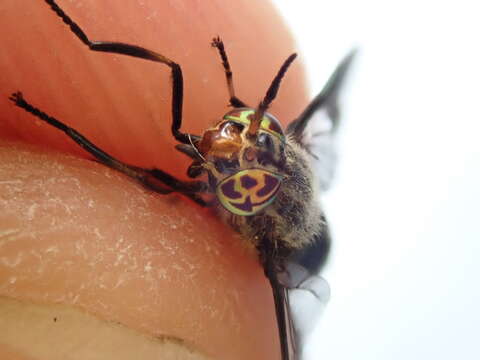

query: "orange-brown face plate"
xmin=198 ymin=121 xmax=243 ymax=159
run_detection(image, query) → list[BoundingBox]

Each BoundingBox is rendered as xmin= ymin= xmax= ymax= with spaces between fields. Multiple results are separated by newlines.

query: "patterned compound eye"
xmin=216 ymin=169 xmax=283 ymax=216
xmin=259 ymin=113 xmax=284 ymax=141
xmin=223 ymin=108 xmax=285 ymax=141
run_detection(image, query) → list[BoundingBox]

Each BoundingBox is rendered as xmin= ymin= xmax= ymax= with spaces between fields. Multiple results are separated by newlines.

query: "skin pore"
xmin=0 ymin=1 xmax=309 ymax=359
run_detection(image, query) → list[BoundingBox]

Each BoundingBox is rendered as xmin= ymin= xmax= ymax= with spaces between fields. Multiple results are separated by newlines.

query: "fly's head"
xmin=197 ymin=108 xmax=287 ymax=216
xmin=176 ymin=52 xmax=298 ymax=216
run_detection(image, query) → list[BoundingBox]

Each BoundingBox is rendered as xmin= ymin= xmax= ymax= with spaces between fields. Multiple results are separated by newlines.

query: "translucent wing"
xmin=287 ymin=50 xmax=357 ymax=191
xmin=273 ymin=261 xmax=331 ymax=360
xmin=285 ymin=264 xmax=331 ymax=355
xmin=270 ymin=219 xmax=331 ymax=359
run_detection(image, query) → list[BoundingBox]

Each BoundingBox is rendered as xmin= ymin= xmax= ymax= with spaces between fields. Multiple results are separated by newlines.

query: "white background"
xmin=273 ymin=1 xmax=480 ymax=359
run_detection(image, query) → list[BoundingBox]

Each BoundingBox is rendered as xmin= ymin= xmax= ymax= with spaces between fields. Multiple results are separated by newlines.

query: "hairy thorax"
xmin=214 ymin=137 xmax=323 ymax=258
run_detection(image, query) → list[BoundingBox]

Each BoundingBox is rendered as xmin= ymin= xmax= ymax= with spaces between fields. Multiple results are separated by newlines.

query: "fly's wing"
xmin=286 ymin=50 xmax=357 ymax=191
xmin=270 ymin=259 xmax=331 ymax=360
xmin=271 ymin=225 xmax=331 ymax=360
xmin=265 ymin=214 xmax=331 ymax=360
xmin=284 ymin=264 xmax=331 ymax=355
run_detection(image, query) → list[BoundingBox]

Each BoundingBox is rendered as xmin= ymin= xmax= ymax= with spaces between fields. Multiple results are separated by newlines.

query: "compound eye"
xmin=259 ymin=114 xmax=284 ymax=141
xmin=256 ymin=132 xmax=274 ymax=152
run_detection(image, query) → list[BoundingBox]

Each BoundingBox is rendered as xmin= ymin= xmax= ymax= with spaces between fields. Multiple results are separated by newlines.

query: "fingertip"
xmin=0 ymin=140 xmax=279 ymax=359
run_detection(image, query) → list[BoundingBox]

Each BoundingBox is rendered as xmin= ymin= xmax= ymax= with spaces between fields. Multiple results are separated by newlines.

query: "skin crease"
xmin=0 ymin=0 xmax=310 ymax=359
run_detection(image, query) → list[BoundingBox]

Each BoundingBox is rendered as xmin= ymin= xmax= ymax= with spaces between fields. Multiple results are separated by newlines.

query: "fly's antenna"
xmin=248 ymin=53 xmax=297 ymax=136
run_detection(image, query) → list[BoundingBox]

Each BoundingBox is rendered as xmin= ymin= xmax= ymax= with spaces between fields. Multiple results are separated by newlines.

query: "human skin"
xmin=0 ymin=1 xmax=310 ymax=359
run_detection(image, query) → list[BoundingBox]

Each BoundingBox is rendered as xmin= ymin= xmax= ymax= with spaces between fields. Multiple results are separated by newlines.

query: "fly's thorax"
xmin=219 ymin=137 xmax=324 ymax=255
xmin=256 ymin=137 xmax=323 ymax=250
xmin=197 ymin=108 xmax=287 ymax=216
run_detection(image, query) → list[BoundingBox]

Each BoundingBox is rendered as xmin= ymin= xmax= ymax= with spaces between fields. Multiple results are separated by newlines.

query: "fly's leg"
xmin=211 ymin=37 xmax=248 ymax=108
xmin=9 ymin=92 xmax=208 ymax=206
xmin=260 ymin=242 xmax=295 ymax=360
xmin=44 ymin=0 xmax=197 ymax=144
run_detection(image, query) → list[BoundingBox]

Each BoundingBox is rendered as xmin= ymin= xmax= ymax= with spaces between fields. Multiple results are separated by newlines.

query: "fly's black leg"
xmin=257 ymin=237 xmax=296 ymax=360
xmin=262 ymin=255 xmax=295 ymax=360
xmin=211 ymin=37 xmax=248 ymax=108
xmin=44 ymin=0 xmax=196 ymax=145
xmin=175 ymin=143 xmax=204 ymax=162
xmin=9 ymin=92 xmax=208 ymax=206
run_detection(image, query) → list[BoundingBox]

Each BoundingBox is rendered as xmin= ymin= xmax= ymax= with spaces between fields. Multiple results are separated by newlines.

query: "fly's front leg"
xmin=44 ymin=0 xmax=197 ymax=144
xmin=9 ymin=92 xmax=208 ymax=206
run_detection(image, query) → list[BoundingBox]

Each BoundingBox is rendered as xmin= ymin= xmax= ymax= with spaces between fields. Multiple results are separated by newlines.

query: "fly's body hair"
xmin=216 ymin=136 xmax=323 ymax=258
